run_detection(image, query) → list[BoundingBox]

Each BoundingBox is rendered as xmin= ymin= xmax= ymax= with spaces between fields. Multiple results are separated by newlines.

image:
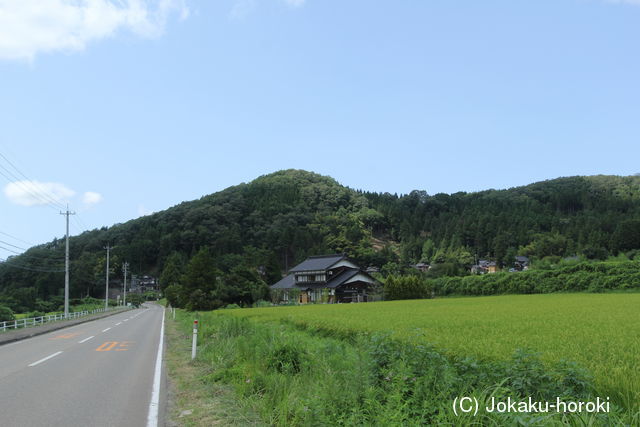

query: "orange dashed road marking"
xmin=96 ymin=342 xmax=118 ymax=352
xmin=115 ymin=341 xmax=133 ymax=351
xmin=50 ymin=332 xmax=80 ymax=340
xmin=95 ymin=341 xmax=134 ymax=352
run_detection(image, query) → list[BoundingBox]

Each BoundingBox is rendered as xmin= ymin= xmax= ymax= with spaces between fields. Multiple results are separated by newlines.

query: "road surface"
xmin=0 ymin=303 xmax=166 ymax=427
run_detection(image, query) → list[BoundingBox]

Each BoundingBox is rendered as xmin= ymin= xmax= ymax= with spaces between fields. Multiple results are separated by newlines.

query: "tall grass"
xmin=174 ymin=309 xmax=636 ymax=425
xmin=224 ymin=293 xmax=640 ymax=412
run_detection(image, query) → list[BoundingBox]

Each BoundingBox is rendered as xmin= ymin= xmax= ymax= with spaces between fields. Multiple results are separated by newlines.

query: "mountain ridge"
xmin=1 ymin=169 xmax=639 ymax=311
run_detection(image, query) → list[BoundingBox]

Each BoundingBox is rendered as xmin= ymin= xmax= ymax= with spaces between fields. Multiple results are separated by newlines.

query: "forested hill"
xmin=1 ymin=170 xmax=640 ymax=310
xmin=363 ymin=174 xmax=640 ymax=267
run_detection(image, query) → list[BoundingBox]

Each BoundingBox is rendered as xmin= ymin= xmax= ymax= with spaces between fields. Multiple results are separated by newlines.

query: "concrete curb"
xmin=0 ymin=307 xmax=134 ymax=346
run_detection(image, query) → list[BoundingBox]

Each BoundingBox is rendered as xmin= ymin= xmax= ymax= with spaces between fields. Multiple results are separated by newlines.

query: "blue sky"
xmin=1 ymin=0 xmax=639 ymax=257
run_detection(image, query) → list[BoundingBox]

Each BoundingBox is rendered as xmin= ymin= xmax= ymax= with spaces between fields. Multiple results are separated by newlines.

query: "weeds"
xmin=171 ymin=309 xmax=636 ymax=426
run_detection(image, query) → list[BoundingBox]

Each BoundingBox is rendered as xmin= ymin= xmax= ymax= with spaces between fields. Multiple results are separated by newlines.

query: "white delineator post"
xmin=191 ymin=319 xmax=198 ymax=360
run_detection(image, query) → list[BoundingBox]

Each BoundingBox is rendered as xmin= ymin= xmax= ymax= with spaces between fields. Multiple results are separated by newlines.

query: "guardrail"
xmin=0 ymin=307 xmax=119 ymax=333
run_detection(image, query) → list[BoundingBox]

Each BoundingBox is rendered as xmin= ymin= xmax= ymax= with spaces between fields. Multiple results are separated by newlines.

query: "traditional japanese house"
xmin=271 ymin=254 xmax=378 ymax=304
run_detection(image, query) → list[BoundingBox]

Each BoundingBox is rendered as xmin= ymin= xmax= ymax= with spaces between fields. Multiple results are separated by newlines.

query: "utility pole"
xmin=122 ymin=261 xmax=129 ymax=307
xmin=104 ymin=245 xmax=113 ymax=310
xmin=60 ymin=206 xmax=75 ymax=318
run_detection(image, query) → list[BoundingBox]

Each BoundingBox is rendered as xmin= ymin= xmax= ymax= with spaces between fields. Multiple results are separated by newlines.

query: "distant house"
xmin=470 ymin=265 xmax=483 ymax=274
xmin=487 ymin=261 xmax=499 ymax=273
xmin=412 ymin=262 xmax=430 ymax=273
xmin=130 ymin=275 xmax=159 ymax=293
xmin=472 ymin=260 xmax=499 ymax=274
xmin=514 ymin=256 xmax=530 ymax=271
xmin=271 ymin=254 xmax=378 ymax=304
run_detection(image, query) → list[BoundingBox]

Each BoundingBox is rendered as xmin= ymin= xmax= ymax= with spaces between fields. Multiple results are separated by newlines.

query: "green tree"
xmin=159 ymin=252 xmax=186 ymax=291
xmin=421 ymin=239 xmax=436 ymax=263
xmin=0 ymin=304 xmax=14 ymax=322
xmin=181 ymin=248 xmax=223 ymax=310
xmin=127 ymin=293 xmax=145 ymax=307
xmin=384 ymin=275 xmax=431 ymax=300
xmin=612 ymin=220 xmax=640 ymax=253
xmin=164 ymin=284 xmax=184 ymax=308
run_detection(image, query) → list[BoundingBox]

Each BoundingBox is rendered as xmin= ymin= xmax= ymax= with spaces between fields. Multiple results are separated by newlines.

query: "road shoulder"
xmin=164 ymin=310 xmax=263 ymax=426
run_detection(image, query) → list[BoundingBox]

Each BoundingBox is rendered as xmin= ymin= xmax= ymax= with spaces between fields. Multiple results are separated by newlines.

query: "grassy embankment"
xmin=167 ymin=293 xmax=640 ymax=425
xmin=13 ymin=302 xmax=109 ymax=319
xmin=164 ymin=307 xmax=263 ymax=426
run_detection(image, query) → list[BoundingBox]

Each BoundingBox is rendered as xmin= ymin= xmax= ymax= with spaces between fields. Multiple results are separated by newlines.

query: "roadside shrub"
xmin=25 ymin=311 xmax=45 ymax=318
xmin=253 ymin=300 xmax=271 ymax=308
xmin=429 ymin=260 xmax=640 ymax=297
xmin=186 ymin=313 xmax=608 ymax=426
xmin=35 ymin=299 xmax=55 ymax=313
xmin=267 ymin=344 xmax=306 ymax=374
xmin=164 ymin=284 xmax=183 ymax=308
xmin=223 ymin=303 xmax=241 ymax=309
xmin=127 ymin=294 xmax=145 ymax=307
xmin=384 ymin=275 xmax=432 ymax=300
xmin=0 ymin=305 xmax=14 ymax=322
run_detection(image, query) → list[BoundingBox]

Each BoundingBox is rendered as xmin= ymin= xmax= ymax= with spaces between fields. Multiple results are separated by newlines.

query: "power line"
xmin=0 ymin=257 xmax=65 ymax=273
xmin=0 ymin=150 xmax=67 ymax=210
xmin=0 ymin=239 xmax=27 ymax=251
xmin=74 ymin=214 xmax=91 ymax=231
xmin=0 ymin=230 xmax=34 ymax=246
xmin=0 ymin=163 xmax=64 ymax=208
xmin=0 ymin=243 xmax=65 ymax=262
xmin=70 ymin=215 xmax=90 ymax=235
xmin=0 ymin=244 xmax=31 ymax=256
xmin=0 ymin=167 xmax=64 ymax=211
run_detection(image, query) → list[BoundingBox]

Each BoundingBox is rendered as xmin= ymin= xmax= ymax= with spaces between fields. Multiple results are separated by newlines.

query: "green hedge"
xmin=429 ymin=261 xmax=640 ymax=296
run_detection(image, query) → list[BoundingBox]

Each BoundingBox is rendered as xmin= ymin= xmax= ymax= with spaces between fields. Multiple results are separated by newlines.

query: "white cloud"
xmin=4 ymin=180 xmax=75 ymax=206
xmin=0 ymin=0 xmax=189 ymax=61
xmin=83 ymin=191 xmax=103 ymax=206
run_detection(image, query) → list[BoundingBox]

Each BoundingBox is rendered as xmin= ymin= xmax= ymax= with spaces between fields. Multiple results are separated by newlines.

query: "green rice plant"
xmin=172 ymin=308 xmax=636 ymax=426
xmin=223 ymin=293 xmax=640 ymax=413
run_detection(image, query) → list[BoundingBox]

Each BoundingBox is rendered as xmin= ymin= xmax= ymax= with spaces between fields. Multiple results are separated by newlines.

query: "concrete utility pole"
xmin=122 ymin=261 xmax=129 ymax=307
xmin=60 ymin=206 xmax=76 ymax=318
xmin=104 ymin=245 xmax=113 ymax=310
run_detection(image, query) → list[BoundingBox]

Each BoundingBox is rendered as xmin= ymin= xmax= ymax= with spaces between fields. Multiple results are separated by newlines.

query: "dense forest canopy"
xmin=1 ymin=170 xmax=639 ymax=310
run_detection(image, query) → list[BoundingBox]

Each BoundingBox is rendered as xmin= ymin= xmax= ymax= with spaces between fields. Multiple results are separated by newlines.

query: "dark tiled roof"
xmin=326 ymin=268 xmax=377 ymax=288
xmin=289 ymin=254 xmax=346 ymax=273
xmin=270 ymin=268 xmax=378 ymax=289
xmin=271 ymin=274 xmax=295 ymax=289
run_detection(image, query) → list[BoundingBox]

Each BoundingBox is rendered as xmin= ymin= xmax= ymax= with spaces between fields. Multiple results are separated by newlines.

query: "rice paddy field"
xmin=223 ymin=293 xmax=640 ymax=410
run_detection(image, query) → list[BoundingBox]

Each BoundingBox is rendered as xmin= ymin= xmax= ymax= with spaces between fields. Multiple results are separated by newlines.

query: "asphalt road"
xmin=0 ymin=303 xmax=166 ymax=427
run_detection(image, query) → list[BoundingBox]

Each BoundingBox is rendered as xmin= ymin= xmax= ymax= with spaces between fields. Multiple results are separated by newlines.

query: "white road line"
xmin=102 ymin=328 xmax=111 ymax=332
xmin=123 ymin=319 xmax=129 ymax=322
xmin=78 ymin=336 xmax=95 ymax=344
xmin=29 ymin=351 xmax=63 ymax=367
xmin=146 ymin=309 xmax=165 ymax=427
xmin=116 ymin=322 xmax=122 ymax=325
